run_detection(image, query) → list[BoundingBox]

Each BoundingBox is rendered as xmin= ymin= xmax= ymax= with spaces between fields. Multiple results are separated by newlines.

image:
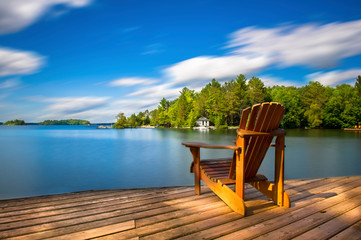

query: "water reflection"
xmin=0 ymin=126 xmax=360 ymax=200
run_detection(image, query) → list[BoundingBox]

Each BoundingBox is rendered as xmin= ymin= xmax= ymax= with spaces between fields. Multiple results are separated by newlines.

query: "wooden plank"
xmin=0 ymin=187 xmax=192 ymax=217
xmin=0 ymin=190 xmax=217 ymax=238
xmin=45 ymin=220 xmax=135 ymax=240
xmin=176 ymin=176 xmax=361 ymax=240
xmin=246 ymin=103 xmax=261 ymax=131
xmin=0 ymin=186 xmax=185 ymax=209
xmin=104 ymin=204 xmax=234 ymax=239
xmin=217 ymin=185 xmax=361 ymax=239
xmin=135 ymin=200 xmax=227 ymax=228
xmin=0 ymin=188 xmax=202 ymax=226
xmin=0 ymin=190 xmax=120 ymax=208
xmin=0 ymin=192 xmax=219 ymax=232
xmin=253 ymin=188 xmax=361 ymax=239
xmin=157 ymin=178 xmax=358 ymax=240
xmin=0 ymin=188 xmax=196 ymax=223
xmin=0 ymin=190 xmax=147 ymax=213
xmin=141 ymin=212 xmax=241 ymax=240
xmin=239 ymin=106 xmax=251 ymax=130
xmin=292 ymin=205 xmax=361 ymax=240
xmin=329 ymin=219 xmax=361 ymax=240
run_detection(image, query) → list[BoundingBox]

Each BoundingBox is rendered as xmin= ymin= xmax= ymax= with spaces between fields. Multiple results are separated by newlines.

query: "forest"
xmin=39 ymin=119 xmax=90 ymax=125
xmin=113 ymin=75 xmax=361 ymax=129
xmin=2 ymin=119 xmax=26 ymax=125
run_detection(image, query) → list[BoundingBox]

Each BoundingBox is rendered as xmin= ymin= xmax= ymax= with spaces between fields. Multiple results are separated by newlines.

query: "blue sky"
xmin=1 ymin=0 xmax=361 ymax=123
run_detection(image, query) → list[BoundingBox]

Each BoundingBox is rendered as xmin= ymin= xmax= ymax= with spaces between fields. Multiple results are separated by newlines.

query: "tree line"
xmin=1 ymin=119 xmax=91 ymax=125
xmin=2 ymin=119 xmax=26 ymax=125
xmin=114 ymin=75 xmax=361 ymax=129
xmin=39 ymin=119 xmax=90 ymax=125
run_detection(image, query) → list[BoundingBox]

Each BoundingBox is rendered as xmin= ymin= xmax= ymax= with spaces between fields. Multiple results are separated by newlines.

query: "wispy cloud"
xmin=0 ymin=0 xmax=92 ymax=34
xmin=227 ymin=20 xmax=361 ymax=69
xmin=45 ymin=97 xmax=109 ymax=115
xmin=109 ymin=77 xmax=158 ymax=86
xmin=0 ymin=47 xmax=44 ymax=77
xmin=307 ymin=69 xmax=361 ymax=86
xmin=142 ymin=43 xmax=165 ymax=55
xmin=127 ymin=83 xmax=181 ymax=99
xmin=0 ymin=78 xmax=21 ymax=89
xmin=258 ymin=75 xmax=302 ymax=87
xmin=164 ymin=55 xmax=271 ymax=87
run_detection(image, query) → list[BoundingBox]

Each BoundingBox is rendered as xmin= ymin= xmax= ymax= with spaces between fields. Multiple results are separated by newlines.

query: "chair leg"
xmin=274 ymin=135 xmax=290 ymax=207
xmin=235 ymin=148 xmax=245 ymax=199
xmin=190 ymin=147 xmax=201 ymax=195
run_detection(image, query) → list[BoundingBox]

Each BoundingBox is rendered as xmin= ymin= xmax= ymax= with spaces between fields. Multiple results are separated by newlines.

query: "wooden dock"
xmin=1 ymin=175 xmax=361 ymax=239
xmin=344 ymin=128 xmax=361 ymax=131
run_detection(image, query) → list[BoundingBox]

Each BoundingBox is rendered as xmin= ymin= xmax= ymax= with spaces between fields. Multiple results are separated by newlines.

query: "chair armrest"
xmin=182 ymin=142 xmax=241 ymax=150
xmin=237 ymin=128 xmax=286 ymax=137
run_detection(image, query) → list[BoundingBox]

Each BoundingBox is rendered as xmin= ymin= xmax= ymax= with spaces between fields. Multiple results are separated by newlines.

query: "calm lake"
xmin=0 ymin=125 xmax=360 ymax=200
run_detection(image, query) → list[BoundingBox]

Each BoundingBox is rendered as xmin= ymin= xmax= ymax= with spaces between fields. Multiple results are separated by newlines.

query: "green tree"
xmin=160 ymin=98 xmax=170 ymax=110
xmin=247 ymin=77 xmax=267 ymax=105
xmin=168 ymin=87 xmax=195 ymax=127
xmin=271 ymin=86 xmax=304 ymax=128
xmin=223 ymin=74 xmax=248 ymax=125
xmin=200 ymin=79 xmax=226 ymax=126
xmin=127 ymin=113 xmax=138 ymax=127
xmin=302 ymin=81 xmax=328 ymax=128
xmin=354 ymin=76 xmax=361 ymax=126
xmin=355 ymin=75 xmax=361 ymax=96
xmin=324 ymin=84 xmax=359 ymax=128
xmin=113 ymin=112 xmax=127 ymax=129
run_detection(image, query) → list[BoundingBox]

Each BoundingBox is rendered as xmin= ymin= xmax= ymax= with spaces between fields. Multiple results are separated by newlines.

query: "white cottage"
xmin=196 ymin=117 xmax=210 ymax=127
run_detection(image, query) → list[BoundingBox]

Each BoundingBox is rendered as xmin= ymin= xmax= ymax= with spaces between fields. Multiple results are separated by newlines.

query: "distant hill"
xmin=39 ymin=119 xmax=90 ymax=125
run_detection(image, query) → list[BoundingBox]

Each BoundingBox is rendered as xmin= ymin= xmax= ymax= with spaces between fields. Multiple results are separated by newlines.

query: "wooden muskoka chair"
xmin=182 ymin=102 xmax=290 ymax=216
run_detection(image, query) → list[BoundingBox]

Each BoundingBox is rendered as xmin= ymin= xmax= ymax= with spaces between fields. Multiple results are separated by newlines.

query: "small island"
xmin=39 ymin=119 xmax=90 ymax=125
xmin=3 ymin=119 xmax=26 ymax=125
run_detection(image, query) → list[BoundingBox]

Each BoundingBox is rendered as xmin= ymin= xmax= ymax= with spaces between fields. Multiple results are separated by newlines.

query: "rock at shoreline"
xmin=97 ymin=125 xmax=112 ymax=129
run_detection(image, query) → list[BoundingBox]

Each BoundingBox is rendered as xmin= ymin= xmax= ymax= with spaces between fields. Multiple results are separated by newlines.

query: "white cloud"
xmin=0 ymin=78 xmax=21 ymax=89
xmin=38 ymin=96 xmax=109 ymax=114
xmin=258 ymin=75 xmax=302 ymax=87
xmin=0 ymin=0 xmax=91 ymax=34
xmin=128 ymin=82 xmax=180 ymax=98
xmin=0 ymin=48 xmax=44 ymax=77
xmin=109 ymin=77 xmax=158 ymax=86
xmin=164 ymin=55 xmax=271 ymax=86
xmin=307 ymin=69 xmax=361 ymax=86
xmin=228 ymin=20 xmax=361 ymax=69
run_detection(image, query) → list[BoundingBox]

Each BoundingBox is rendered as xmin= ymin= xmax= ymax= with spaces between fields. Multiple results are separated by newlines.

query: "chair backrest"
xmin=236 ymin=102 xmax=285 ymax=179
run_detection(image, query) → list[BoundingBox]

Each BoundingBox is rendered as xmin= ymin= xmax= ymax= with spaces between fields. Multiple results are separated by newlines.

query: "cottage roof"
xmin=197 ymin=117 xmax=209 ymax=121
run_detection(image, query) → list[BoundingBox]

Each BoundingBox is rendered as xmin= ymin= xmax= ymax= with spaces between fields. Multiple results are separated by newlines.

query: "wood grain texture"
xmin=0 ymin=176 xmax=360 ymax=240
